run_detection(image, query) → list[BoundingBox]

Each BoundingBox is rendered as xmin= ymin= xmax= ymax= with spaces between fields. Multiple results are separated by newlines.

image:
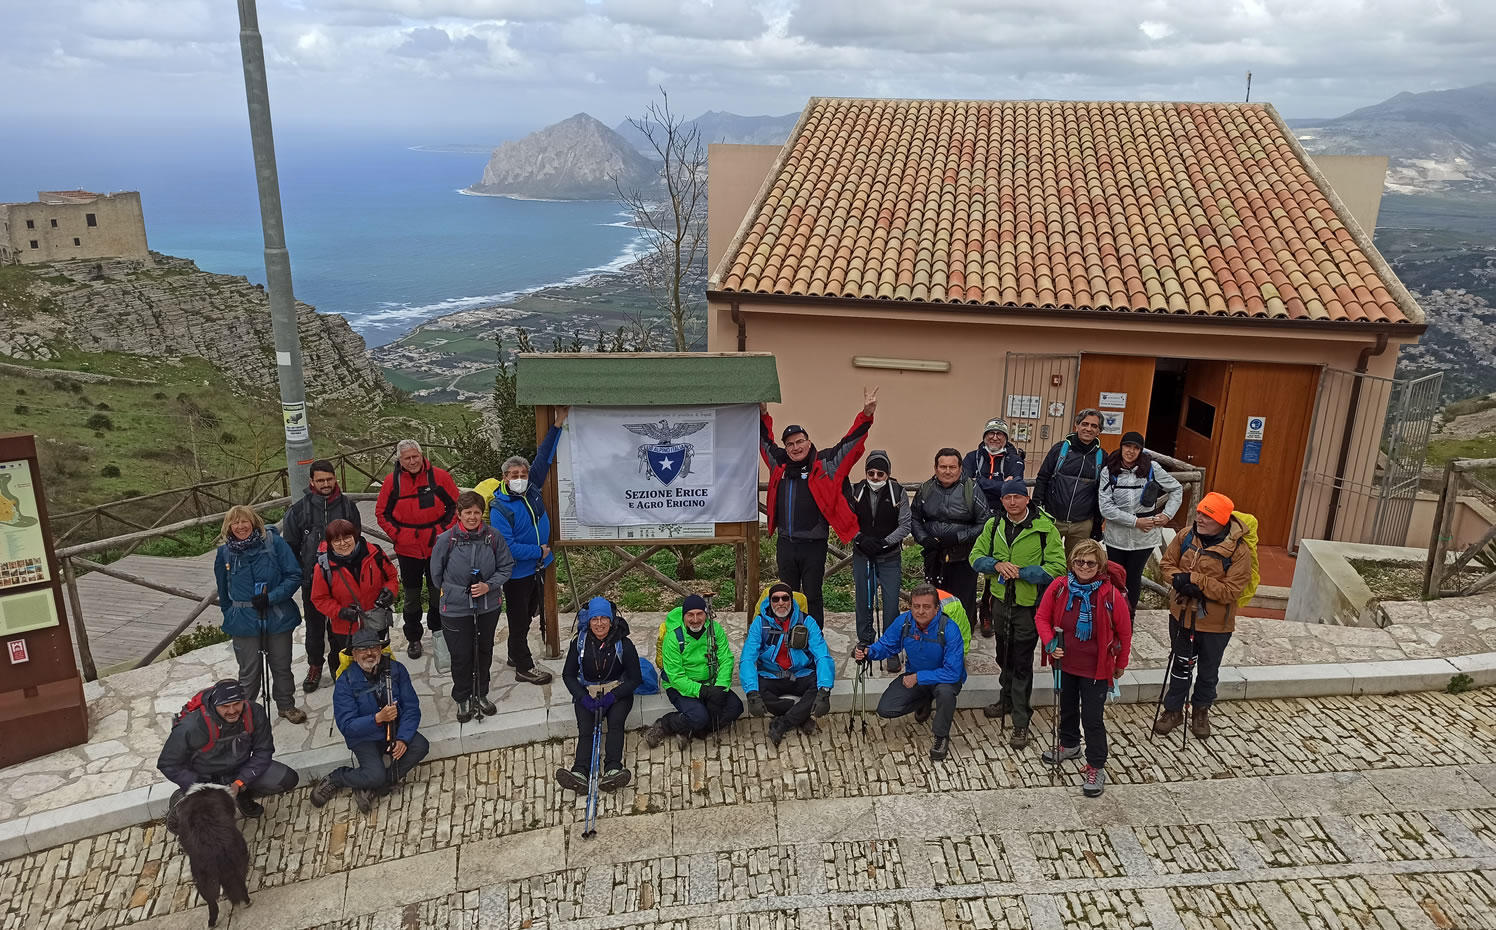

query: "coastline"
xmin=457 ymin=187 xmax=621 ymax=203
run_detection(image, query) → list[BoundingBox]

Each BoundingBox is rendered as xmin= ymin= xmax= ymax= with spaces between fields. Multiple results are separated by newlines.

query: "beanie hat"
xmin=682 ymin=593 xmax=709 ymax=615
xmin=211 ymin=679 xmax=247 ymax=706
xmin=580 ymin=596 xmax=614 ymax=622
xmin=1197 ymin=491 xmax=1235 ymax=524
xmin=768 ymin=582 xmax=794 ymax=598
xmin=865 ymin=449 xmax=891 ymax=473
xmin=349 ymin=628 xmax=384 ymax=651
xmin=1120 ymin=431 xmax=1146 ymax=449
xmin=781 ymin=424 xmax=807 ymax=441
xmin=999 ymin=478 xmax=1029 ymax=498
xmin=983 ymin=417 xmax=1011 ymax=438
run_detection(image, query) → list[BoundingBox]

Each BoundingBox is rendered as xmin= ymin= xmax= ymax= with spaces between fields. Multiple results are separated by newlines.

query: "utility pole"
xmin=236 ymin=0 xmax=314 ymax=495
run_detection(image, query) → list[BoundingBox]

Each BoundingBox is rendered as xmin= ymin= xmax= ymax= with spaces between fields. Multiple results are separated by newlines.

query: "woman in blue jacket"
xmin=490 ymin=407 xmax=566 ymax=685
xmin=214 ymin=505 xmax=307 ymax=724
xmin=741 ymin=582 xmax=836 ymax=747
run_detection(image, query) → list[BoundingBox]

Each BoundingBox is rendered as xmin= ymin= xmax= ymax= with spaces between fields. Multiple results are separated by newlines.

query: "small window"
xmin=25 ymin=219 xmax=34 ymax=229
xmin=49 ymin=219 xmax=57 ymax=228
xmin=73 ymin=238 xmax=81 ymax=246
xmin=29 ymin=240 xmax=39 ymax=249
xmin=1184 ymin=396 xmax=1216 ymax=438
xmin=86 ymin=213 xmax=97 ymax=227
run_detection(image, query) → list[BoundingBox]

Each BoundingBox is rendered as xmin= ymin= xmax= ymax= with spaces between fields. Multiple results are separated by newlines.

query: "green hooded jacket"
xmin=968 ymin=506 xmax=1069 ymax=606
xmin=659 ymin=607 xmax=734 ymax=698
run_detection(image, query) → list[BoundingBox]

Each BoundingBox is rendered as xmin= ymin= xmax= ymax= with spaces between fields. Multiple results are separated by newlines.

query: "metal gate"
xmin=1000 ymin=353 xmax=1080 ymax=460
xmin=1291 ymin=368 xmax=1443 ymax=548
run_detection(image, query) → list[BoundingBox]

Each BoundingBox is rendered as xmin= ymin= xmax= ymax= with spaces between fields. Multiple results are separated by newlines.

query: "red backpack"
xmin=173 ymin=688 xmax=254 ymax=752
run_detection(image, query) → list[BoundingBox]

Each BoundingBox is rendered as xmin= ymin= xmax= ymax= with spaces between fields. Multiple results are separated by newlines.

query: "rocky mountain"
xmin=468 ymin=113 xmax=657 ymax=200
xmin=0 ymin=254 xmax=391 ymax=402
xmin=1294 ymin=82 xmax=1496 ymax=193
xmin=614 ymin=110 xmax=799 ymax=155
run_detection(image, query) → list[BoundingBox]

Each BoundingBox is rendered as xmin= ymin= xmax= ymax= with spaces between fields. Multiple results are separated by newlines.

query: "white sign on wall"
xmin=1245 ymin=416 xmax=1266 ymax=440
xmin=1101 ymin=411 xmax=1125 ymax=434
xmin=1099 ymin=391 xmax=1128 ymax=409
xmin=1006 ymin=394 xmax=1042 ymax=420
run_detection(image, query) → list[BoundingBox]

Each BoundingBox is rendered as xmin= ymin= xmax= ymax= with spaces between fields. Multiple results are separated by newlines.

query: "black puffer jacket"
xmin=157 ymin=684 xmax=276 ymax=789
xmin=910 ymin=477 xmax=993 ymax=556
xmin=562 ymin=614 xmax=643 ymax=701
xmin=1034 ymin=434 xmax=1107 ymax=524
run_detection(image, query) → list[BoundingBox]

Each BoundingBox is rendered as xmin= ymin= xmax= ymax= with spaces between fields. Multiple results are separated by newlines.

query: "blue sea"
xmin=0 ymin=119 xmax=641 ymax=347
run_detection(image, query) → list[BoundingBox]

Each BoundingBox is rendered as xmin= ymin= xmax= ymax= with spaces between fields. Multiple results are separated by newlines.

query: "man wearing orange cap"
xmin=1154 ymin=491 xmax=1253 ymax=740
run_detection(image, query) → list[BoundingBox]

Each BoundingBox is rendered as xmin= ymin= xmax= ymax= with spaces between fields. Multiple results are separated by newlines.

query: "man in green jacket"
xmin=644 ymin=594 xmax=743 ymax=749
xmin=970 ymin=478 xmax=1068 ymax=748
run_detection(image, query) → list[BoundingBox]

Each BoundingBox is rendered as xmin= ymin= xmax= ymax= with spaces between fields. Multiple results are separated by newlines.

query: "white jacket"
xmin=1098 ymin=460 xmax=1183 ymax=552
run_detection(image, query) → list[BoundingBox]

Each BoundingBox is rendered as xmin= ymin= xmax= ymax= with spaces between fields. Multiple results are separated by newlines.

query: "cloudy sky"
xmin=5 ymin=0 xmax=1494 ymax=139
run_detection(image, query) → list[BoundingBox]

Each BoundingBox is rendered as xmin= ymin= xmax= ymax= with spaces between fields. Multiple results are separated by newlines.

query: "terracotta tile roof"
xmin=713 ymin=98 xmax=1421 ymax=325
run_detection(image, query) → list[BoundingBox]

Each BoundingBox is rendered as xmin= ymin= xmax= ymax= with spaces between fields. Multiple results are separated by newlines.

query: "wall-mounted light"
xmin=852 ymin=356 xmax=951 ymax=373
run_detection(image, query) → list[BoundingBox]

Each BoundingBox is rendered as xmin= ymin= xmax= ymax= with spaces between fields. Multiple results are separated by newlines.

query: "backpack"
xmin=1055 ymin=439 xmax=1104 ymax=475
xmin=381 ymin=465 xmax=456 ymax=529
xmin=899 ymin=612 xmax=963 ymax=655
xmin=655 ymin=610 xmax=721 ymax=686
xmin=756 ymin=585 xmax=808 ymax=616
xmin=474 ymin=477 xmax=504 ymax=522
xmin=436 ymin=526 xmax=504 ymax=582
xmin=935 ymin=591 xmax=973 ymax=653
xmin=173 ymin=688 xmax=254 ymax=752
xmin=1179 ymin=511 xmax=1261 ymax=607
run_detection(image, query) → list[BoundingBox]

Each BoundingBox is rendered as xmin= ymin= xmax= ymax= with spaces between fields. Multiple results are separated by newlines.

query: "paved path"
xmin=65 ymin=552 xmax=218 ymax=672
xmin=5 ymin=689 xmax=1496 ymax=930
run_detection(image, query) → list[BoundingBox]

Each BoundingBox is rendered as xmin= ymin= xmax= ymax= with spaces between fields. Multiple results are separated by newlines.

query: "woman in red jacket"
xmin=309 ymin=520 xmax=399 ymax=673
xmin=1034 ymin=538 xmax=1132 ymax=799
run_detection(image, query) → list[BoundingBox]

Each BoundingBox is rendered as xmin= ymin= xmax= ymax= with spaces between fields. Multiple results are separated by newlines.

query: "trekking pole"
xmin=254 ymin=582 xmax=273 ymax=726
xmin=581 ymin=709 xmax=602 ymax=838
xmin=383 ymin=661 xmax=396 ymax=791
xmin=848 ymin=655 xmax=870 ymax=736
xmin=1049 ymin=630 xmax=1064 ymax=786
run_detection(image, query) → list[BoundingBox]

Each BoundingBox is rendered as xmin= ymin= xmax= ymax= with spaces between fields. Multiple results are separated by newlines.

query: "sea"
xmin=0 ymin=119 xmax=642 ymax=347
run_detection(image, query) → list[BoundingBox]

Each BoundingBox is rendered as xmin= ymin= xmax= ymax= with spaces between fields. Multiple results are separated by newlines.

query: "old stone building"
xmin=0 ymin=190 xmax=151 ymax=265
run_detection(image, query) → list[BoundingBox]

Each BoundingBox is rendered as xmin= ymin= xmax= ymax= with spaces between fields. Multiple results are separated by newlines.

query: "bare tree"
xmin=614 ymin=88 xmax=709 ymax=352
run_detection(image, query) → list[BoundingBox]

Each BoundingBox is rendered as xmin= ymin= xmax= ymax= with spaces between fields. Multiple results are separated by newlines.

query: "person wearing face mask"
xmin=376 ymin=440 xmax=461 ymax=659
xmin=281 ymin=460 xmax=362 ymax=694
xmin=962 ymin=418 xmax=1026 ymax=508
xmin=433 ymin=491 xmax=516 ymax=721
xmin=490 ymin=407 xmax=567 ymax=686
xmin=741 ymin=582 xmax=835 ymax=747
xmin=309 ymin=520 xmax=398 ymax=675
xmin=911 ymin=448 xmax=992 ymax=625
xmin=310 ymin=629 xmax=429 ymax=813
xmin=559 ymin=597 xmax=642 ymax=793
xmin=848 ymin=450 xmax=910 ymax=658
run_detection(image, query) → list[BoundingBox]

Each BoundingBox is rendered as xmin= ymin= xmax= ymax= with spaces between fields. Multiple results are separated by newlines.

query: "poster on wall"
xmin=0 ymin=460 xmax=49 ymax=588
xmin=1101 ymin=411 xmax=1125 ymax=435
xmin=1006 ymin=394 xmax=1042 ymax=420
xmin=1099 ymin=391 xmax=1128 ymax=409
xmin=565 ymin=404 xmax=759 ymax=529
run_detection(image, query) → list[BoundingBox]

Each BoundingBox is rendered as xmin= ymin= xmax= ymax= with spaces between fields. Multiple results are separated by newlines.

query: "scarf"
xmin=774 ymin=613 xmax=794 ymax=670
xmin=226 ymin=529 xmax=263 ymax=554
xmin=329 ymin=538 xmax=368 ymax=574
xmin=1065 ymin=575 xmax=1103 ymax=642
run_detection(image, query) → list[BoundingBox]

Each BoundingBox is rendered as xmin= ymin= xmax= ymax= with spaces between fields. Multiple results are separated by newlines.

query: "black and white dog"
xmin=173 ymin=783 xmax=252 ymax=927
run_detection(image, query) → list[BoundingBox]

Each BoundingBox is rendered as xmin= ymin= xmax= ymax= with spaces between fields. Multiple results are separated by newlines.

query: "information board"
xmin=0 ymin=458 xmax=50 ymax=588
xmin=554 ymin=419 xmax=716 ymax=541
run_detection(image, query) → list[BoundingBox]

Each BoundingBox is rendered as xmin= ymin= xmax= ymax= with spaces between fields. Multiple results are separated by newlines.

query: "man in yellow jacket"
xmin=1156 ymin=492 xmax=1254 ymax=740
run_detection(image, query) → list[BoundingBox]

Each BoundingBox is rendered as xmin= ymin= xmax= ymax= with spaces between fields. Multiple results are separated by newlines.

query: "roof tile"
xmin=716 ymin=98 xmax=1418 ymax=324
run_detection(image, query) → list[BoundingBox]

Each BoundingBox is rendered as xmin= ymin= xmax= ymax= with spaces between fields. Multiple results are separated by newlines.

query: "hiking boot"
xmin=1042 ymin=744 xmax=1083 ymax=765
xmin=353 ymin=789 xmax=378 ymax=814
xmin=279 ymin=706 xmax=308 ymax=724
xmin=1082 ymin=765 xmax=1107 ymax=798
xmin=929 ymin=736 xmax=950 ymax=762
xmin=767 ymin=717 xmax=788 ymax=747
xmin=1008 ymin=727 xmax=1031 ymax=750
xmin=676 ymin=732 xmax=692 ymax=751
xmin=505 ymin=657 xmax=516 ymax=668
xmin=309 ymin=778 xmax=341 ymax=809
xmin=407 ymin=639 xmax=423 ymax=659
xmin=1190 ymin=706 xmax=1212 ymax=739
xmin=302 ymin=665 xmax=323 ymax=694
xmin=237 ymin=795 xmax=264 ymax=818
xmin=884 ymin=655 xmax=902 ymax=674
xmin=474 ymin=695 xmax=498 ymax=717
xmin=980 ymin=617 xmax=994 ymax=638
xmin=799 ymin=719 xmax=818 ymax=737
xmin=1153 ymin=710 xmax=1184 ymax=736
xmin=983 ymin=698 xmax=1012 ymax=719
xmin=456 ymin=698 xmax=473 ymax=723
xmin=555 ymin=767 xmax=588 ymax=793
xmin=914 ymin=698 xmax=933 ymax=724
xmin=601 ymin=767 xmax=631 ymax=791
xmin=515 ymin=666 xmax=553 ymax=685
xmin=644 ymin=720 xmax=669 ymax=749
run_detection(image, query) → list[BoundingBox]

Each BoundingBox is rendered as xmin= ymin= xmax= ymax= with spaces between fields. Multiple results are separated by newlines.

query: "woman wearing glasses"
xmin=1033 ymin=539 xmax=1133 ymax=798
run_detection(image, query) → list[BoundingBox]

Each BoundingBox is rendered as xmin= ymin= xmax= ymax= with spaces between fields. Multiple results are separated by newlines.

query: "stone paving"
xmin=4 ymin=689 xmax=1496 ymax=929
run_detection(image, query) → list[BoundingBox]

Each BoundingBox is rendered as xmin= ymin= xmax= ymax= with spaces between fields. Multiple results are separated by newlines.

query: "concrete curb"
xmin=2 ymin=651 xmax=1491 ymax=860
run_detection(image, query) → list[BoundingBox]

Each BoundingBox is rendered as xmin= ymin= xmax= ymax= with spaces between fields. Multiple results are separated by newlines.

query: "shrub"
xmin=94 ymin=402 xmax=111 ymax=411
xmin=100 ymin=464 xmax=121 ymax=478
xmin=153 ymin=392 xmax=167 ymax=400
xmin=85 ymin=413 xmax=113 ymax=430
xmin=13 ymin=405 xmax=27 ymax=415
xmin=219 ymin=431 xmax=238 ymax=445
xmin=15 ymin=388 xmax=25 ymax=395
xmin=1448 ymin=673 xmax=1476 ymax=695
xmin=168 ymin=623 xmax=230 ymax=658
xmin=69 ymin=382 xmax=82 ymax=393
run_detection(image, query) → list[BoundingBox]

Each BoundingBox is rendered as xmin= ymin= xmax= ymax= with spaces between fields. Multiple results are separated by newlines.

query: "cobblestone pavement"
xmin=5 ymin=688 xmax=1496 ymax=930
xmin=10 ymin=579 xmax=1496 ymax=829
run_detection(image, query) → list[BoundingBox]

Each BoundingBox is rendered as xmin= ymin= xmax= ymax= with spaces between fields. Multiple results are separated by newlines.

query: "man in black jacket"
xmin=158 ymin=680 xmax=300 ymax=826
xmin=911 ymin=447 xmax=992 ymax=624
xmin=1033 ymin=408 xmax=1107 ymax=555
xmin=848 ymin=450 xmax=910 ymax=662
xmin=281 ymin=459 xmax=362 ymax=694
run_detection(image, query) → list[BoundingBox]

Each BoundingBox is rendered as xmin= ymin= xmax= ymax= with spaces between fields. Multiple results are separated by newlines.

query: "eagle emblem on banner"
xmin=623 ymin=419 xmax=709 ymax=486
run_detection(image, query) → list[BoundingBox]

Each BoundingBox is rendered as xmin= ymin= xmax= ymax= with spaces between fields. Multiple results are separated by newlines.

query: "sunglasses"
xmin=770 ymin=594 xmax=792 ymax=603
xmin=1073 ymin=559 xmax=1099 ymax=568
xmin=866 ymin=470 xmax=888 ymax=479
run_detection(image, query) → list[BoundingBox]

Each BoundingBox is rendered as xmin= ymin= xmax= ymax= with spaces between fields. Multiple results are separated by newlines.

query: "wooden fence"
xmin=1423 ymin=457 xmax=1496 ymax=599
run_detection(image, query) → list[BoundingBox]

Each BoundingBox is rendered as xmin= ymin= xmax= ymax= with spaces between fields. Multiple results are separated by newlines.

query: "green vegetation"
xmin=1349 ymin=559 xmax=1427 ymax=602
xmin=1447 ymin=673 xmax=1476 ymax=695
xmin=1443 ymin=394 xmax=1496 ymax=420
xmin=0 ymin=264 xmax=58 ymax=319
xmin=379 ymin=367 xmax=434 ymax=392
xmin=168 ymin=623 xmax=231 ymax=658
xmin=1426 ymin=435 xmax=1496 ymax=486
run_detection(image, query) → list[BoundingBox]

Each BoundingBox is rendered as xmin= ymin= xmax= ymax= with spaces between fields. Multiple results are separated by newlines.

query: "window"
xmin=29 ymin=240 xmax=39 ymax=249
xmin=25 ymin=219 xmax=34 ymax=229
xmin=49 ymin=219 xmax=57 ymax=228
xmin=86 ymin=213 xmax=97 ymax=227
xmin=1184 ymin=396 xmax=1216 ymax=438
xmin=73 ymin=238 xmax=81 ymax=246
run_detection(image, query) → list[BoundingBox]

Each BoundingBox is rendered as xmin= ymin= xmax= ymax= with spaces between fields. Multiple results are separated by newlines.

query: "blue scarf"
xmin=226 ymin=529 xmax=264 ymax=554
xmin=1065 ymin=575 xmax=1103 ymax=642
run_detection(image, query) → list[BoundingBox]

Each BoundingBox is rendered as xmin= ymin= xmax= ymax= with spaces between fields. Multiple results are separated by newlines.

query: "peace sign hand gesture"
xmin=863 ymin=386 xmax=879 ymax=416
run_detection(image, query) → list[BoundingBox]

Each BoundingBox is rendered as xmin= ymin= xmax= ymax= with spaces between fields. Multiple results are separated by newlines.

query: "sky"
xmin=4 ymin=0 xmax=1495 ymax=141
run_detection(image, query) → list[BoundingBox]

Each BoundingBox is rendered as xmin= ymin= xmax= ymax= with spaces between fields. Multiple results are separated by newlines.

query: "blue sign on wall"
xmin=1241 ymin=440 xmax=1262 ymax=464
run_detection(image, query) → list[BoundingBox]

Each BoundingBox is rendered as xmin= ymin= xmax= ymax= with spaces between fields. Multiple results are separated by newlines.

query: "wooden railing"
xmin=1423 ymin=457 xmax=1496 ymax=599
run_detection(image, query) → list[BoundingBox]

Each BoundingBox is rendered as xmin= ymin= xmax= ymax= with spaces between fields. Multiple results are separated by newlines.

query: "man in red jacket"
xmin=760 ymin=387 xmax=877 ymax=624
xmin=376 ymin=440 xmax=459 ymax=658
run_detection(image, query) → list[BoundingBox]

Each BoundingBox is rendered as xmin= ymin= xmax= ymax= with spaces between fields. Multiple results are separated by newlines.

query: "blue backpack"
xmin=1056 ymin=438 xmax=1105 ymax=474
xmin=573 ymin=623 xmax=658 ymax=695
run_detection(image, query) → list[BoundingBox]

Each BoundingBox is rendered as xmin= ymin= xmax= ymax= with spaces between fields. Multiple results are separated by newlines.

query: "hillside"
xmin=468 ymin=113 xmax=657 ymax=200
xmin=614 ymin=109 xmax=799 ymax=154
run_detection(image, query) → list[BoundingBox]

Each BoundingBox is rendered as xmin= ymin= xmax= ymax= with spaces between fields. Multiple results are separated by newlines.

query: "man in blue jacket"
xmin=741 ymin=582 xmax=835 ymax=747
xmin=489 ymin=407 xmax=567 ymax=685
xmin=311 ymin=629 xmax=429 ymax=813
xmin=854 ymin=583 xmax=966 ymax=762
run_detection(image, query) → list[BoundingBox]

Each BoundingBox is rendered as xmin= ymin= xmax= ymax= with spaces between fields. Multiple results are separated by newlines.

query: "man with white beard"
xmin=740 ymin=582 xmax=836 ymax=747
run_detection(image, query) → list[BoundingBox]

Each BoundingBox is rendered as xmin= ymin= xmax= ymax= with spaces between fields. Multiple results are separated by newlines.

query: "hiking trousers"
xmin=398 ymin=554 xmax=442 ymax=644
xmin=876 ymin=678 xmax=962 ymax=740
xmin=1106 ymin=546 xmax=1152 ymax=615
xmin=329 ymin=733 xmax=430 ymax=790
xmin=760 ymin=675 xmax=817 ymax=728
xmin=301 ymin=586 xmax=330 ymax=669
xmin=442 ymin=610 xmax=500 ymax=702
xmin=1163 ymin=618 xmax=1232 ymax=712
xmin=166 ymin=761 xmax=300 ymax=831
xmin=1054 ymin=519 xmax=1099 ymax=557
xmin=502 ymin=575 xmax=541 ymax=673
xmin=776 ymin=535 xmax=828 ymax=625
xmin=992 ymin=601 xmax=1040 ymax=729
xmin=663 ymin=688 xmax=744 ymax=737
xmin=232 ymin=631 xmax=296 ymax=711
xmin=852 ymin=549 xmax=902 ymax=645
xmin=1057 ymin=671 xmax=1110 ymax=768
xmin=572 ymin=695 xmax=633 ymax=771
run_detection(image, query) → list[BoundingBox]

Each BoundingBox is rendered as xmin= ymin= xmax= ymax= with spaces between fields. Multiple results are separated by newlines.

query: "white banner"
xmin=568 ymin=404 xmax=760 ymax=527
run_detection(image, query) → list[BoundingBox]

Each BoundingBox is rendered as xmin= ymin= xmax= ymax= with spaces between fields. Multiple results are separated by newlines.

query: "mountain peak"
xmin=467 ymin=113 xmax=657 ymax=200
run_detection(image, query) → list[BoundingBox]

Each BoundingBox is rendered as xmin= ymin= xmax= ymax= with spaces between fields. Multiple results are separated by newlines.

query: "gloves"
xmin=1171 ymin=572 xmax=1192 ymax=593
xmin=813 ymin=688 xmax=831 ymax=718
xmin=1044 ymin=636 xmax=1061 ymax=655
xmin=598 ymin=691 xmax=617 ymax=711
xmin=746 ymin=691 xmax=767 ymax=717
xmin=1182 ymin=582 xmax=1206 ymax=602
xmin=699 ymin=685 xmax=727 ymax=706
xmin=374 ymin=589 xmax=394 ymax=609
xmin=1018 ymin=565 xmax=1051 ymax=585
xmin=855 ymin=534 xmax=884 ymax=557
xmin=972 ymin=556 xmax=998 ymax=575
xmin=250 ymin=593 xmax=270 ymax=611
xmin=338 ymin=606 xmax=359 ymax=621
xmin=580 ymin=694 xmax=602 ymax=713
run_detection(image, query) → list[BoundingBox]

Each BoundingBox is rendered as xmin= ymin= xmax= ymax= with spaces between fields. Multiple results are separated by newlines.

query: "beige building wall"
xmin=707 ymin=144 xmax=782 ymax=351
xmin=1308 ymin=155 xmax=1389 ymax=236
xmin=3 ymin=191 xmax=150 ymax=265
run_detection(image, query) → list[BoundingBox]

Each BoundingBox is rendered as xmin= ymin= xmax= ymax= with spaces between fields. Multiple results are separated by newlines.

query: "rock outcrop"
xmin=14 ymin=254 xmax=390 ymax=402
xmin=469 ymin=113 xmax=658 ymax=200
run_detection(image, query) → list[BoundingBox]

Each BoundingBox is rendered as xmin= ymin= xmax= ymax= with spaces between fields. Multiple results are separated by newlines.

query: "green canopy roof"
xmin=515 ymin=352 xmax=781 ymax=406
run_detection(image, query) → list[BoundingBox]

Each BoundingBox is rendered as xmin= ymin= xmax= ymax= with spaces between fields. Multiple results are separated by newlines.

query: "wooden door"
xmin=1209 ymin=362 xmax=1321 ymax=548
xmin=1076 ymin=354 xmax=1156 ymax=449
xmin=1174 ymin=361 xmax=1229 ymax=471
